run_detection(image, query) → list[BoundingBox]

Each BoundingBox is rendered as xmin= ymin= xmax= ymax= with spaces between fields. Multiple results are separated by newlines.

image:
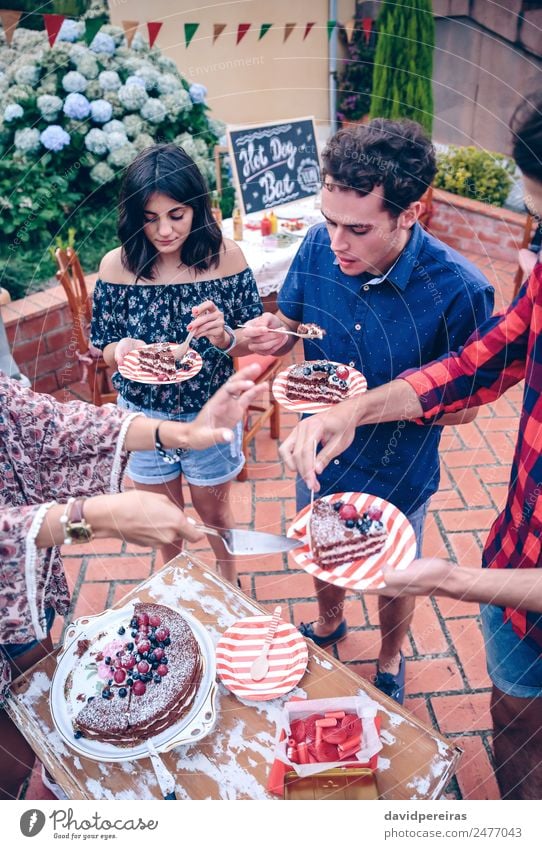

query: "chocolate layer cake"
xmin=310 ymin=500 xmax=387 ymax=570
xmin=297 ymin=323 xmax=326 ymax=340
xmin=285 ymin=361 xmax=349 ymax=404
xmin=138 ymin=344 xmax=177 ymax=380
xmin=73 ymin=603 xmax=203 ymax=745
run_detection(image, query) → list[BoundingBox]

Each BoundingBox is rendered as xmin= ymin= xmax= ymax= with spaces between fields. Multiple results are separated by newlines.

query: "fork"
xmin=172 ymin=329 xmax=195 ymax=360
xmin=238 ymin=324 xmax=324 ymax=339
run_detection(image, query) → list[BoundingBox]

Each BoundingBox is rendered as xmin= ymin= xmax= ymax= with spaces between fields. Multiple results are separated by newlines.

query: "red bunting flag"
xmin=122 ymin=20 xmax=139 ymax=47
xmin=284 ymin=23 xmax=295 ymax=43
xmin=236 ymin=23 xmax=251 ymax=45
xmin=43 ymin=13 xmax=65 ymax=47
xmin=303 ymin=22 xmax=315 ymax=41
xmin=213 ymin=23 xmax=226 ymax=44
xmin=0 ymin=9 xmax=21 ymax=46
xmin=362 ymin=17 xmax=373 ymax=43
xmin=147 ymin=21 xmax=162 ymax=48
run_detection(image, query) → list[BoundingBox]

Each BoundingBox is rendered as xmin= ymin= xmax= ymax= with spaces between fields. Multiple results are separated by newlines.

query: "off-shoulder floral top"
xmin=0 ymin=373 xmax=137 ymax=705
xmin=91 ymin=267 xmax=263 ymax=416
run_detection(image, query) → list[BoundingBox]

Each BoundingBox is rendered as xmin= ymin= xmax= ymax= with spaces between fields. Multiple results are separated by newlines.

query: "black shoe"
xmin=298 ymin=619 xmax=348 ymax=648
xmin=373 ymin=652 xmax=406 ymax=704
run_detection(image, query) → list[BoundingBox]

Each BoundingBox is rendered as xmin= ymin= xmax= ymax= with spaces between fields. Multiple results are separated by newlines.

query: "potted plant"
xmin=336 ymin=20 xmax=376 ymax=128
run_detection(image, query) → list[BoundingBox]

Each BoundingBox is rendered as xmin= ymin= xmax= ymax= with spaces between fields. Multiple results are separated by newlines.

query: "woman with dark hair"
xmin=91 ymin=144 xmax=263 ymax=585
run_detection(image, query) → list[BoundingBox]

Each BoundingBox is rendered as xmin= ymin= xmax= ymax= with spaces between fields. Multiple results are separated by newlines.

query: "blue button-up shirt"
xmin=278 ymin=222 xmax=494 ymax=514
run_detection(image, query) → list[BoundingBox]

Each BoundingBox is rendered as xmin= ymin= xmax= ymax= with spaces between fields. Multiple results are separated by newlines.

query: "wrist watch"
xmin=61 ymin=497 xmax=94 ymax=544
xmin=218 ymin=324 xmax=237 ymax=354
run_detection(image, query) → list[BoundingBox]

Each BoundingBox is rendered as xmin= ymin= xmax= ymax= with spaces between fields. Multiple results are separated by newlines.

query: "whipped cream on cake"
xmin=72 ymin=603 xmax=202 ymax=745
xmin=310 ymin=500 xmax=387 ymax=570
xmin=285 ymin=361 xmax=350 ymax=404
xmin=297 ymin=323 xmax=326 ymax=340
xmin=137 ymin=344 xmax=196 ymax=381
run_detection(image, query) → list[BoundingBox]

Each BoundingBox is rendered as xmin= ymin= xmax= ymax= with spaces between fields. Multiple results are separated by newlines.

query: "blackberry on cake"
xmin=285 ymin=361 xmax=349 ymax=404
xmin=310 ymin=500 xmax=387 ymax=570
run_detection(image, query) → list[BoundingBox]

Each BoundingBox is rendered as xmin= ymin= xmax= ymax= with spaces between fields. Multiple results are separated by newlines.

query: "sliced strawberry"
xmin=290 ymin=719 xmax=306 ymax=744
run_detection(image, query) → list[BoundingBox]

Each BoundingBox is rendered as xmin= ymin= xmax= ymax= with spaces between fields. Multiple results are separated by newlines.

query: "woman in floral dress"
xmin=92 ymin=144 xmax=263 ymax=584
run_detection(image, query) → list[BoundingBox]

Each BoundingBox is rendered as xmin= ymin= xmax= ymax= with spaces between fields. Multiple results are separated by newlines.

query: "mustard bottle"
xmin=269 ymin=210 xmax=278 ymax=234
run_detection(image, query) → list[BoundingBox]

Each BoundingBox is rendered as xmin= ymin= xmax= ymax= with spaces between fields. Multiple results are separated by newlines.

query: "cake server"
xmin=146 ymin=739 xmax=176 ymax=799
xmin=187 ymin=519 xmax=303 ymax=555
xmin=249 ymin=605 xmax=282 ymax=681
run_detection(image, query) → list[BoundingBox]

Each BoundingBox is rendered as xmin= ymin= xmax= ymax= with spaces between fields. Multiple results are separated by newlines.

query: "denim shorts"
xmin=295 ymin=477 xmax=429 ymax=558
xmin=118 ymin=397 xmax=245 ymax=487
xmin=1 ymin=607 xmax=55 ymax=661
xmin=480 ymin=602 xmax=542 ymax=699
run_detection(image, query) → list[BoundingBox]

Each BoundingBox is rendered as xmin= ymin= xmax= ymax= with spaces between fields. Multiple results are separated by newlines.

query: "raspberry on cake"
xmin=297 ymin=323 xmax=326 ymax=340
xmin=310 ymin=500 xmax=387 ymax=570
xmin=138 ymin=343 xmax=178 ymax=380
xmin=285 ymin=361 xmax=349 ymax=404
xmin=73 ymin=602 xmax=203 ymax=745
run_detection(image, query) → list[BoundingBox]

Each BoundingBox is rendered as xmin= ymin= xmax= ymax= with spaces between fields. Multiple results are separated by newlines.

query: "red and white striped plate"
xmin=287 ymin=492 xmax=416 ymax=591
xmin=272 ymin=361 xmax=367 ymax=413
xmin=118 ymin=343 xmax=203 ymax=385
xmin=216 ymin=615 xmax=308 ymax=701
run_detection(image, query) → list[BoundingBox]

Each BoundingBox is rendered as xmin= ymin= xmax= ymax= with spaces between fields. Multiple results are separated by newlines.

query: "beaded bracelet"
xmin=154 ymin=420 xmax=184 ymax=464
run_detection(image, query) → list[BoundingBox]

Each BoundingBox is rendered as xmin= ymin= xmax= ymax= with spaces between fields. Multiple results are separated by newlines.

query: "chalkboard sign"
xmin=227 ymin=117 xmax=320 ymax=215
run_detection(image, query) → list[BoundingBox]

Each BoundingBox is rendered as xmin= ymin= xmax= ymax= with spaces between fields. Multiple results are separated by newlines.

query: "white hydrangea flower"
xmin=85 ymin=80 xmax=102 ymax=100
xmin=37 ymin=94 xmax=63 ymax=121
xmin=101 ymin=24 xmax=126 ymax=48
xmin=5 ymin=84 xmax=33 ymax=104
xmin=68 ymin=43 xmax=87 ymax=63
xmin=14 ymin=65 xmax=40 ymax=87
xmin=90 ymin=33 xmax=116 ymax=56
xmin=157 ymin=73 xmax=182 ymax=95
xmin=90 ymin=99 xmax=113 ymax=124
xmin=3 ymin=103 xmax=23 ymax=122
xmin=133 ymin=65 xmax=160 ymax=91
xmin=102 ymin=91 xmax=123 ymax=117
xmin=125 ymin=75 xmax=146 ymax=89
xmin=133 ymin=132 xmax=155 ymax=153
xmin=157 ymin=55 xmax=178 ymax=73
xmin=161 ymin=94 xmax=186 ymax=120
xmin=122 ymin=114 xmax=143 ymax=138
xmin=131 ymin=31 xmax=146 ymax=52
xmin=207 ymin=117 xmax=226 ymax=138
xmin=58 ymin=19 xmax=84 ymax=43
xmin=99 ymin=70 xmax=121 ymax=91
xmin=36 ymin=77 xmax=57 ymax=95
xmin=90 ymin=162 xmax=115 ymax=184
xmin=140 ymin=97 xmax=166 ymax=124
xmin=102 ymin=119 xmax=125 ymax=134
xmin=74 ymin=54 xmax=99 ymax=80
xmin=14 ymin=127 xmax=40 ymax=154
xmin=106 ymin=130 xmax=129 ymax=151
xmin=85 ymin=128 xmax=109 ymax=155
xmin=118 ymin=82 xmax=148 ymax=110
xmin=62 ymin=71 xmax=88 ymax=93
xmin=108 ymin=142 xmax=137 ymax=167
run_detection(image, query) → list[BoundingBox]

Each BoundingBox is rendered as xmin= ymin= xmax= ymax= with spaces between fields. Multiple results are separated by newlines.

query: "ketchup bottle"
xmin=261 ymin=213 xmax=271 ymax=236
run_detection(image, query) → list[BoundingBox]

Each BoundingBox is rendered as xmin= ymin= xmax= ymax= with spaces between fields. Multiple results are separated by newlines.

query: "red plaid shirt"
xmin=403 ymin=263 xmax=542 ymax=651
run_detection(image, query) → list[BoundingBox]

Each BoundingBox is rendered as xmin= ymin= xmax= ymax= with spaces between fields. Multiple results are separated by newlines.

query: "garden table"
xmin=6 ymin=555 xmax=461 ymax=800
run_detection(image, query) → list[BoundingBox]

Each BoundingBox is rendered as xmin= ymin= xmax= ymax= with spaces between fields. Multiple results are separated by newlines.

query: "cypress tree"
xmin=370 ymin=0 xmax=435 ymax=134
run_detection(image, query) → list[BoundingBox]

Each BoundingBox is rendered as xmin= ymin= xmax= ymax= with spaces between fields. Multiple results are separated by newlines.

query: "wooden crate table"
xmin=6 ymin=556 xmax=461 ymax=800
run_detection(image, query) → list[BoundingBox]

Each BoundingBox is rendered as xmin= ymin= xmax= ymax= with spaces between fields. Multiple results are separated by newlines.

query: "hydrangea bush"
xmin=0 ymin=22 xmax=226 ymax=298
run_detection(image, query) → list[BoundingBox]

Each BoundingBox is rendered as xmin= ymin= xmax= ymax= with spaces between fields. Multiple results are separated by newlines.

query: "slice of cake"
xmin=297 ymin=323 xmax=326 ymax=340
xmin=285 ymin=361 xmax=349 ymax=404
xmin=138 ymin=343 xmax=177 ymax=380
xmin=310 ymin=500 xmax=387 ymax=570
xmin=72 ymin=603 xmax=203 ymax=745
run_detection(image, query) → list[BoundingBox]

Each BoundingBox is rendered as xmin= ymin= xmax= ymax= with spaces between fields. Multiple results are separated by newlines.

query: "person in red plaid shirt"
xmin=280 ymin=95 xmax=542 ymax=800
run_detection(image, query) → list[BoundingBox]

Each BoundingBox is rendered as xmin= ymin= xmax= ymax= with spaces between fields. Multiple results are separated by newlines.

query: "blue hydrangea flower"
xmin=105 ymin=131 xmax=128 ymax=152
xmin=189 ymin=83 xmax=207 ymax=104
xmin=90 ymin=33 xmax=116 ymax=56
xmin=125 ymin=75 xmax=146 ymax=89
xmin=63 ymin=92 xmax=91 ymax=120
xmin=3 ymin=103 xmax=23 ymax=122
xmin=58 ymin=19 xmax=84 ymax=42
xmin=102 ymin=120 xmax=125 ymax=135
xmin=98 ymin=70 xmax=121 ymax=92
xmin=118 ymin=83 xmax=148 ymax=110
xmin=140 ymin=97 xmax=166 ymax=124
xmin=14 ymin=127 xmax=40 ymax=154
xmin=90 ymin=99 xmax=113 ymax=124
xmin=62 ymin=71 xmax=88 ymax=93
xmin=14 ymin=65 xmax=40 ymax=87
xmin=37 ymin=94 xmax=63 ymax=121
xmin=40 ymin=125 xmax=71 ymax=152
xmin=85 ymin=128 xmax=109 ymax=155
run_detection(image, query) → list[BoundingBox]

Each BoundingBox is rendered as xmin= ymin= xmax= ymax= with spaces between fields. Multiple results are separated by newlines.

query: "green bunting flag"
xmin=259 ymin=23 xmax=272 ymax=40
xmin=184 ymin=22 xmax=199 ymax=48
xmin=327 ymin=20 xmax=337 ymax=40
xmin=84 ymin=16 xmax=105 ymax=46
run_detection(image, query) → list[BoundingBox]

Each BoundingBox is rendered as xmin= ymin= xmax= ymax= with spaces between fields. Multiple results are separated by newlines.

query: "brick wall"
xmin=0 ymin=193 xmax=529 ymax=392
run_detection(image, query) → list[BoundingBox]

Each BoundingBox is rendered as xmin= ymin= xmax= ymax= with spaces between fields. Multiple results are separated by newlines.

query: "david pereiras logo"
xmin=20 ymin=809 xmax=46 ymax=837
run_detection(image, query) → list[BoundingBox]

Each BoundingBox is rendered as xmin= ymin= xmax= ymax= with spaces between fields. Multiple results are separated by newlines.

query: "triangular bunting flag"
xmin=362 ymin=17 xmax=373 ymax=44
xmin=213 ymin=23 xmax=226 ymax=44
xmin=0 ymin=9 xmax=21 ymax=46
xmin=184 ymin=22 xmax=199 ymax=48
xmin=84 ymin=16 xmax=105 ymax=46
xmin=284 ymin=23 xmax=295 ymax=43
xmin=259 ymin=23 xmax=272 ymax=41
xmin=327 ymin=20 xmax=337 ymax=40
xmin=344 ymin=18 xmax=355 ymax=44
xmin=122 ymin=20 xmax=139 ymax=47
xmin=236 ymin=23 xmax=251 ymax=45
xmin=43 ymin=13 xmax=65 ymax=47
xmin=147 ymin=21 xmax=162 ymax=48
xmin=303 ymin=22 xmax=315 ymax=41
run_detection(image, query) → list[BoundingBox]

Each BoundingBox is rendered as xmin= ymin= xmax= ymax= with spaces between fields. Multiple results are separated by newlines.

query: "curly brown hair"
xmin=511 ymin=93 xmax=542 ymax=183
xmin=322 ymin=118 xmax=437 ymax=217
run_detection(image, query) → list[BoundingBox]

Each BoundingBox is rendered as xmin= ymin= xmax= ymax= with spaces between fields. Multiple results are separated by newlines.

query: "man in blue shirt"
xmin=244 ymin=119 xmax=493 ymax=703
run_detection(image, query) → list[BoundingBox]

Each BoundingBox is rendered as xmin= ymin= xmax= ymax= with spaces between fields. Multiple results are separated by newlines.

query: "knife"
xmin=187 ymin=520 xmax=303 ymax=556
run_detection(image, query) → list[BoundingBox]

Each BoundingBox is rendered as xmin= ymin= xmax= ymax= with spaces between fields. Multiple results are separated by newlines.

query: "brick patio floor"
xmin=27 ymin=251 xmax=521 ymax=801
